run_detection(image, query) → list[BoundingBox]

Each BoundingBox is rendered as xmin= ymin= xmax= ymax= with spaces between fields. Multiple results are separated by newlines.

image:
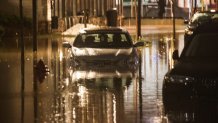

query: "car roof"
xmin=79 ymin=27 xmax=129 ymax=34
xmin=191 ymin=11 xmax=218 ymax=19
xmin=189 ymin=11 xmax=218 ymax=25
xmin=193 ymin=10 xmax=218 ymax=15
xmin=196 ymin=10 xmax=218 ymax=13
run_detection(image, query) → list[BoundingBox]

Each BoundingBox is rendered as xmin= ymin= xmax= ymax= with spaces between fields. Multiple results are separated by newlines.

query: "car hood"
xmin=72 ymin=47 xmax=134 ymax=57
xmin=169 ymin=60 xmax=218 ymax=77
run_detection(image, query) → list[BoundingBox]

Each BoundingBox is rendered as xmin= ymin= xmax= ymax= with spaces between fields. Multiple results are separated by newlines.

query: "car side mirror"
xmin=134 ymin=41 xmax=144 ymax=47
xmin=184 ymin=19 xmax=189 ymax=24
xmin=62 ymin=41 xmax=72 ymax=48
xmin=172 ymin=50 xmax=179 ymax=60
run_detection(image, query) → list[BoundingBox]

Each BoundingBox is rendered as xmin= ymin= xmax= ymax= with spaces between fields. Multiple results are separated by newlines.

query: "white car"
xmin=70 ymin=27 xmax=144 ymax=70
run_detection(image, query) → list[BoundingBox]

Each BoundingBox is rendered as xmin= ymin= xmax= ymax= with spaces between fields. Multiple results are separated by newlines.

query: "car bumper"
xmin=163 ymin=80 xmax=218 ymax=99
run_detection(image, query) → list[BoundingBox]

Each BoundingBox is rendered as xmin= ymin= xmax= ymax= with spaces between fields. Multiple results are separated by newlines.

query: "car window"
xmin=183 ymin=33 xmax=218 ymax=58
xmin=73 ymin=33 xmax=132 ymax=48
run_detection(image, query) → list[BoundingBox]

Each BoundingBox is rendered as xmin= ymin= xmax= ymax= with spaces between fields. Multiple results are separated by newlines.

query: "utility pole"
xmin=19 ymin=0 xmax=25 ymax=123
xmin=170 ymin=0 xmax=176 ymax=42
xmin=32 ymin=0 xmax=38 ymax=122
xmin=137 ymin=0 xmax=141 ymax=40
xmin=53 ymin=0 xmax=56 ymax=16
xmin=194 ymin=0 xmax=197 ymax=13
xmin=33 ymin=0 xmax=37 ymax=53
xmin=19 ymin=0 xmax=24 ymax=93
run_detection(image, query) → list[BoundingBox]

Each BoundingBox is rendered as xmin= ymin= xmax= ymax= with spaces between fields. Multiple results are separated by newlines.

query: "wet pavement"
xmin=0 ymin=31 xmax=186 ymax=123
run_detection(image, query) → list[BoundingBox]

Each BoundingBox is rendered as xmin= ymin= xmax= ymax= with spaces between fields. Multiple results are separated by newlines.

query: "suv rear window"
xmin=183 ymin=33 xmax=218 ymax=58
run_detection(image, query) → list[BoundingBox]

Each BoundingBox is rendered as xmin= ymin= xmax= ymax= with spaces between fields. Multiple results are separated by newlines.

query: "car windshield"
xmin=182 ymin=33 xmax=218 ymax=58
xmin=73 ymin=33 xmax=132 ymax=48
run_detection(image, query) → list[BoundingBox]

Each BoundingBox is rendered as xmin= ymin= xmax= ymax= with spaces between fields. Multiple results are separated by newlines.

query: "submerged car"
xmin=70 ymin=27 xmax=144 ymax=69
xmin=184 ymin=10 xmax=218 ymax=45
xmin=163 ymin=31 xmax=218 ymax=99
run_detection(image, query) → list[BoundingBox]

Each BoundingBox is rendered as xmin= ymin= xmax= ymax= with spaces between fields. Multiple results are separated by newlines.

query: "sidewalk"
xmin=62 ymin=24 xmax=98 ymax=36
xmin=61 ymin=23 xmax=185 ymax=36
xmin=123 ymin=25 xmax=185 ymax=35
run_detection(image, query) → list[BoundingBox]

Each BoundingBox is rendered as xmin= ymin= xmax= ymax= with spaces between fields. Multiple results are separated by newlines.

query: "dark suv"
xmin=163 ymin=22 xmax=218 ymax=99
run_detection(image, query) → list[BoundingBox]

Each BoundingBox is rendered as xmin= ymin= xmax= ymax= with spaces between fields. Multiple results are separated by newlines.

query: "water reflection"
xmin=0 ymin=32 xmax=185 ymax=123
xmin=163 ymin=95 xmax=218 ymax=123
xmin=60 ymin=68 xmax=137 ymax=123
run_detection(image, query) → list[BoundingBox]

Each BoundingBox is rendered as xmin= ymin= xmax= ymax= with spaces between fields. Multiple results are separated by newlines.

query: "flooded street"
xmin=0 ymin=32 xmax=184 ymax=123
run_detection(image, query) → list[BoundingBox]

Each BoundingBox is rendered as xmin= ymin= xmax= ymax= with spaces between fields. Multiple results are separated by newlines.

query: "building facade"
xmin=2 ymin=0 xmax=215 ymax=33
xmin=0 ymin=0 xmax=122 ymax=33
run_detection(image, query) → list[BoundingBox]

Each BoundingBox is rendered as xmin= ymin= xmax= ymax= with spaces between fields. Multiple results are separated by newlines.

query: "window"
xmin=184 ymin=33 xmax=218 ymax=58
xmin=73 ymin=33 xmax=132 ymax=48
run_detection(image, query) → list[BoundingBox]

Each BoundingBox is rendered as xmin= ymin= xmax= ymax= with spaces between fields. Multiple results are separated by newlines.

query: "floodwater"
xmin=0 ymin=32 xmax=184 ymax=123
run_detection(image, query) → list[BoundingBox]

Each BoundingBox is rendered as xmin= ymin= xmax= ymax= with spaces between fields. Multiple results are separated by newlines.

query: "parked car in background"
xmin=184 ymin=10 xmax=218 ymax=45
xmin=69 ymin=27 xmax=144 ymax=70
xmin=163 ymin=23 xmax=218 ymax=99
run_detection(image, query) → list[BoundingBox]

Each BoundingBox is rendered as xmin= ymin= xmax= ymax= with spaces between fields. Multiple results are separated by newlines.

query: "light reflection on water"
xmin=0 ymin=33 xmax=184 ymax=123
xmin=67 ymin=69 xmax=135 ymax=123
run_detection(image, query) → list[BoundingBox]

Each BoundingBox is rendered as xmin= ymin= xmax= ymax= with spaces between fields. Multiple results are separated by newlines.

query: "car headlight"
xmin=186 ymin=30 xmax=193 ymax=35
xmin=164 ymin=75 xmax=194 ymax=84
xmin=185 ymin=28 xmax=193 ymax=35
